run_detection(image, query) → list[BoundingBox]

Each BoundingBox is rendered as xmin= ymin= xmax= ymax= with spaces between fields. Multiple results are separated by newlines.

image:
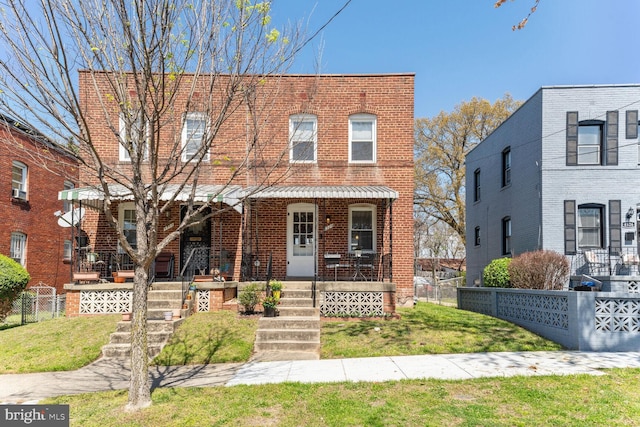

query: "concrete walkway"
xmin=2 ymin=351 xmax=640 ymax=404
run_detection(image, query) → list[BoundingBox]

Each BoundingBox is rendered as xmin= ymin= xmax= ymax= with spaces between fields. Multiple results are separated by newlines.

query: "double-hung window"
xmin=182 ymin=112 xmax=209 ymax=162
xmin=119 ymin=203 xmax=137 ymax=251
xmin=349 ymin=204 xmax=376 ymax=252
xmin=474 ymin=226 xmax=481 ymax=246
xmin=63 ymin=181 xmax=74 ymax=213
xmin=502 ymin=148 xmax=511 ymax=187
xmin=577 ymin=121 xmax=603 ymax=165
xmin=10 ymin=232 xmax=27 ymax=266
xmin=12 ymin=161 xmax=27 ymax=199
xmin=349 ymin=114 xmax=376 ymax=163
xmin=289 ymin=114 xmax=316 ymax=163
xmin=119 ymin=112 xmax=149 ymax=162
xmin=502 ymin=217 xmax=511 ymax=255
xmin=578 ymin=204 xmax=604 ymax=249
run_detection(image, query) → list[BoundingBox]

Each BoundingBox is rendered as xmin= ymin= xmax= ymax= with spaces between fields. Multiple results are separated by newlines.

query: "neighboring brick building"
xmin=63 ymin=72 xmax=415 ymax=308
xmin=465 ymin=84 xmax=640 ymax=284
xmin=0 ymin=116 xmax=78 ymax=293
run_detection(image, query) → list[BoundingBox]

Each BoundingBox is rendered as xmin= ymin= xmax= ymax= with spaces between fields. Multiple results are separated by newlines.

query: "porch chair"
xmin=583 ymin=250 xmax=608 ymax=275
xmin=358 ymin=252 xmax=376 ymax=281
xmin=324 ymin=253 xmax=349 ymax=281
xmin=154 ymin=252 xmax=174 ymax=279
xmin=621 ymin=253 xmax=640 ymax=275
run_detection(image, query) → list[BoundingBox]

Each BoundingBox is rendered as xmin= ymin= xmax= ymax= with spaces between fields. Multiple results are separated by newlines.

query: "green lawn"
xmin=0 ymin=315 xmax=120 ymax=374
xmin=321 ymin=303 xmax=562 ymax=358
xmin=46 ymin=369 xmax=640 ymax=426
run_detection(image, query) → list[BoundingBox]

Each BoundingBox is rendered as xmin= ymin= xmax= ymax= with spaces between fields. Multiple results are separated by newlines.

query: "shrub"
xmin=508 ymin=250 xmax=570 ymax=290
xmin=0 ymin=254 xmax=30 ymax=321
xmin=238 ymin=283 xmax=261 ymax=314
xmin=483 ymin=257 xmax=512 ymax=287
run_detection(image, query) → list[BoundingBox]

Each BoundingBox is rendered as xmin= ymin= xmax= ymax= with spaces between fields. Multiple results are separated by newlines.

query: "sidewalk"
xmin=2 ymin=351 xmax=640 ymax=404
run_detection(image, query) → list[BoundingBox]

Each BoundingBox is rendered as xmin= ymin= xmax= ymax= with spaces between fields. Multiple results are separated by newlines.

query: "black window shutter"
xmin=606 ymin=111 xmax=618 ymax=165
xmin=564 ymin=200 xmax=576 ymax=255
xmin=566 ymin=112 xmax=578 ymax=166
xmin=626 ymin=110 xmax=638 ymax=139
xmin=609 ymin=200 xmax=621 ymax=255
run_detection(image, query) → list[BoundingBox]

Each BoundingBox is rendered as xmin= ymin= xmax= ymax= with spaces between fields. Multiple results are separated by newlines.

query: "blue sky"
xmin=271 ymin=0 xmax=640 ymax=118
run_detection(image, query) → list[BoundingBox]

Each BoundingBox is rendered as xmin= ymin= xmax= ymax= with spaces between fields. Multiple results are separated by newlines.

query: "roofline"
xmin=0 ymin=114 xmax=77 ymax=160
xmin=77 ymin=70 xmax=416 ymax=78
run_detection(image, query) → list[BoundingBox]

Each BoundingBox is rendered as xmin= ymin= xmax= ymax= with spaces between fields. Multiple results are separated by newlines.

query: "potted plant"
xmin=262 ymin=295 xmax=279 ymax=317
xmin=239 ymin=283 xmax=260 ymax=314
xmin=269 ymin=280 xmax=283 ymax=299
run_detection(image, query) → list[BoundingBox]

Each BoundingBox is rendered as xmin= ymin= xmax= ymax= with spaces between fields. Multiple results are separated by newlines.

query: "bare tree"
xmin=0 ymin=0 xmax=345 ymax=411
xmin=414 ymin=95 xmax=520 ymax=245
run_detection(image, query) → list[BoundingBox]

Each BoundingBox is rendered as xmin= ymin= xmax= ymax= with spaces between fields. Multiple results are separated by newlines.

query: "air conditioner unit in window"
xmin=11 ymin=188 xmax=26 ymax=200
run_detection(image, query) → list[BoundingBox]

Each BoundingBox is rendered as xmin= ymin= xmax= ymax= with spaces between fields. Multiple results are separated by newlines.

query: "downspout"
xmin=389 ymin=198 xmax=393 ymax=282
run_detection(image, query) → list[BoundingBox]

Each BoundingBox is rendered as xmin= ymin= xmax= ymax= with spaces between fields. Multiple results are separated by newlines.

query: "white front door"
xmin=287 ymin=203 xmax=316 ymax=277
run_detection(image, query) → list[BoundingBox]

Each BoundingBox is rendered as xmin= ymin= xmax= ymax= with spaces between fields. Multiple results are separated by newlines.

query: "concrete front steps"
xmin=102 ymin=282 xmax=192 ymax=359
xmin=252 ymin=281 xmax=321 ymax=361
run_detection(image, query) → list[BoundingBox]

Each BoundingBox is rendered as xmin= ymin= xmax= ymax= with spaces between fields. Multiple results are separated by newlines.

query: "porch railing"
xmin=570 ymin=247 xmax=640 ymax=276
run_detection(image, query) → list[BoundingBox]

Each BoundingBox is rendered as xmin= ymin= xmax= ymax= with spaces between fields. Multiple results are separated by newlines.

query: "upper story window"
xmin=578 ymin=204 xmax=604 ymax=249
xmin=502 ymin=217 xmax=512 ymax=256
xmin=63 ymin=239 xmax=72 ymax=261
xmin=577 ymin=121 xmax=603 ymax=165
xmin=182 ymin=112 xmax=209 ymax=162
xmin=473 ymin=169 xmax=481 ymax=202
xmin=63 ymin=181 xmax=74 ymax=212
xmin=119 ymin=112 xmax=149 ymax=162
xmin=11 ymin=161 xmax=27 ymax=200
xmin=502 ymin=147 xmax=511 ymax=187
xmin=474 ymin=226 xmax=480 ymax=246
xmin=118 ymin=202 xmax=137 ymax=251
xmin=10 ymin=232 xmax=27 ymax=266
xmin=349 ymin=204 xmax=376 ymax=252
xmin=289 ymin=114 xmax=317 ymax=163
xmin=349 ymin=114 xmax=376 ymax=163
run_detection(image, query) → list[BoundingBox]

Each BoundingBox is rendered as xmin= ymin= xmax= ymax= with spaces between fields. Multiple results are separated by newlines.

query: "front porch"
xmin=64 ymin=279 xmax=397 ymax=318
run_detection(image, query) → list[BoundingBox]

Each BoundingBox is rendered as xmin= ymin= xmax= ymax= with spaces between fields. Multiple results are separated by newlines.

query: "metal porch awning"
xmin=244 ymin=185 xmax=399 ymax=200
xmin=58 ymin=184 xmax=244 ymax=212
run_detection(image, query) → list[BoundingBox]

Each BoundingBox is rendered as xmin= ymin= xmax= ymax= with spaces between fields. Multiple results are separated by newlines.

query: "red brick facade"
xmin=0 ymin=121 xmax=78 ymax=293
xmin=76 ymin=72 xmax=415 ymax=304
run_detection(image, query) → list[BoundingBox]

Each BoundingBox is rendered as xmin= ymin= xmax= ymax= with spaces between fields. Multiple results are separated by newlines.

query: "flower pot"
xmin=272 ymin=290 xmax=281 ymax=299
xmin=264 ymin=306 xmax=276 ymax=317
xmin=122 ymin=312 xmax=132 ymax=321
xmin=186 ymin=293 xmax=192 ymax=300
xmin=114 ymin=275 xmax=126 ymax=283
xmin=164 ymin=311 xmax=173 ymax=321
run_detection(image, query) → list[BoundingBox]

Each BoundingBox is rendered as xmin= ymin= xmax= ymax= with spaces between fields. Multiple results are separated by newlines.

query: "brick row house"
xmin=0 ymin=116 xmax=78 ymax=293
xmin=62 ymin=72 xmax=415 ymax=313
xmin=465 ymin=84 xmax=640 ymax=285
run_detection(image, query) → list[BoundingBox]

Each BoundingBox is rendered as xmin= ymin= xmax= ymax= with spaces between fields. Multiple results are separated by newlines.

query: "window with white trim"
xmin=578 ymin=204 xmax=604 ymax=249
xmin=12 ymin=161 xmax=27 ymax=198
xmin=118 ymin=203 xmax=137 ymax=250
xmin=577 ymin=120 xmax=603 ymax=165
xmin=289 ymin=114 xmax=317 ymax=163
xmin=63 ymin=239 xmax=72 ymax=261
xmin=119 ymin=112 xmax=149 ymax=161
xmin=10 ymin=232 xmax=27 ymax=266
xmin=63 ymin=181 xmax=74 ymax=212
xmin=182 ymin=112 xmax=209 ymax=162
xmin=349 ymin=204 xmax=376 ymax=252
xmin=349 ymin=114 xmax=376 ymax=163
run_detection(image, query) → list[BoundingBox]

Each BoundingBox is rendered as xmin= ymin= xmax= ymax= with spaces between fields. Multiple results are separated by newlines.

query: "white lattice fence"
xmin=79 ymin=290 xmax=132 ymax=314
xmin=197 ymin=289 xmax=210 ymax=312
xmin=595 ymin=298 xmax=640 ymax=332
xmin=321 ymin=291 xmax=383 ymax=317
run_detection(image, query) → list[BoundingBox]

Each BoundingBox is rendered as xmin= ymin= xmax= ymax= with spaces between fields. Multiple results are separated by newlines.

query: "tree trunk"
xmin=125 ymin=265 xmax=151 ymax=411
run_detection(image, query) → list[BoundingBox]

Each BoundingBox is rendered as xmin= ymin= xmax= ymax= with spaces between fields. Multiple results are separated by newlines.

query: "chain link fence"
xmin=1 ymin=283 xmax=66 ymax=327
xmin=415 ymin=276 xmax=463 ymax=307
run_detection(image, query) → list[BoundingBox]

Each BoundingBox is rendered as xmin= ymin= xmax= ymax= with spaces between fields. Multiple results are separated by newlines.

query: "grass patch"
xmin=47 ymin=369 xmax=640 ymax=426
xmin=152 ymin=311 xmax=258 ymax=365
xmin=321 ymin=302 xmax=563 ymax=358
xmin=0 ymin=315 xmax=119 ymax=374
